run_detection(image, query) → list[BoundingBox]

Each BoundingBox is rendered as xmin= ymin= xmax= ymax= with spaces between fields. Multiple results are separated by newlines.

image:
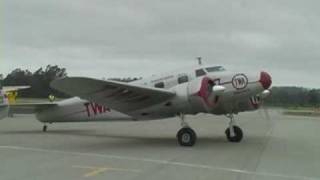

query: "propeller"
xmin=256 ymin=101 xmax=276 ymax=141
xmin=259 ymin=90 xmax=271 ymax=119
xmin=259 ymin=100 xmax=270 ymax=121
xmin=257 ymin=89 xmax=275 ymax=132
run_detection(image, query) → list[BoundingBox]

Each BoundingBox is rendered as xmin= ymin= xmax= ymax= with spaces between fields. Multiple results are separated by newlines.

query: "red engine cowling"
xmin=186 ymin=77 xmax=222 ymax=112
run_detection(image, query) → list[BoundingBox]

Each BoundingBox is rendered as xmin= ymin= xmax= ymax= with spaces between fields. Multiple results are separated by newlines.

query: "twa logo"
xmin=232 ymin=74 xmax=248 ymax=90
xmin=84 ymin=102 xmax=111 ymax=117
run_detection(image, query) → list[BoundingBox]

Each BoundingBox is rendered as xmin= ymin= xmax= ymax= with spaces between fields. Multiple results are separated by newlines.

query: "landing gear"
xmin=225 ymin=114 xmax=243 ymax=143
xmin=177 ymin=127 xmax=197 ymax=146
xmin=42 ymin=125 xmax=48 ymax=132
xmin=176 ymin=114 xmax=197 ymax=146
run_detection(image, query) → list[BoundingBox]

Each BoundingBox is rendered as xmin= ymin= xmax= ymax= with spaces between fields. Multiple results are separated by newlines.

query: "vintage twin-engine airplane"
xmin=5 ymin=65 xmax=272 ymax=146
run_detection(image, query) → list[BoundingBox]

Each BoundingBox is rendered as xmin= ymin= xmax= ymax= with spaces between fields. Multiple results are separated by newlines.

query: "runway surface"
xmin=0 ymin=110 xmax=319 ymax=180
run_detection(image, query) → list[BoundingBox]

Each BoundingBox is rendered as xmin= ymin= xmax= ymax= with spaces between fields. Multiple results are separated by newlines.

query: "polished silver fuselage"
xmin=36 ymin=65 xmax=270 ymax=123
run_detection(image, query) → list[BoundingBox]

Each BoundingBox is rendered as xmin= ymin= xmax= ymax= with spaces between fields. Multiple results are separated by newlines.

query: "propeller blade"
xmin=262 ymin=104 xmax=270 ymax=121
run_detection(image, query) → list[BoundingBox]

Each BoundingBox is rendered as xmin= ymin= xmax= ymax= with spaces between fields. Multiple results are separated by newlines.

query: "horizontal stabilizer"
xmin=9 ymin=103 xmax=57 ymax=114
xmin=3 ymin=86 xmax=31 ymax=92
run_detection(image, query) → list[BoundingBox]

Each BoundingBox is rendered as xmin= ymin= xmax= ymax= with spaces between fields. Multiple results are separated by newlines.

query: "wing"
xmin=51 ymin=77 xmax=176 ymax=112
xmin=9 ymin=103 xmax=57 ymax=114
xmin=3 ymin=86 xmax=31 ymax=92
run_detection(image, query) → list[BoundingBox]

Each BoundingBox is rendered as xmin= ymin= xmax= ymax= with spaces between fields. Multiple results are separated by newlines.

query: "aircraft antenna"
xmin=197 ymin=57 xmax=202 ymax=66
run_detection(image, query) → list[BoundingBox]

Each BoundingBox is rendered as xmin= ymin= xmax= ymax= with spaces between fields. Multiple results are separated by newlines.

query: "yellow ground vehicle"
xmin=6 ymin=91 xmax=18 ymax=104
xmin=3 ymin=86 xmax=30 ymax=104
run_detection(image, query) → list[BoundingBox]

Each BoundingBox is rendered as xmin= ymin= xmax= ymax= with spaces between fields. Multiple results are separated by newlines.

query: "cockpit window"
xmin=205 ymin=66 xmax=226 ymax=72
xmin=178 ymin=75 xmax=189 ymax=84
xmin=195 ymin=69 xmax=206 ymax=77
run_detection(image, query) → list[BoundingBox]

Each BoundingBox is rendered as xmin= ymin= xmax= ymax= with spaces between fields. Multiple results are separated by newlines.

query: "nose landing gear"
xmin=176 ymin=114 xmax=197 ymax=146
xmin=225 ymin=114 xmax=243 ymax=143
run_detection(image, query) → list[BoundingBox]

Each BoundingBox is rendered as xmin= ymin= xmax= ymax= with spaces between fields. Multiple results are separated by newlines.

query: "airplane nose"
xmin=259 ymin=71 xmax=272 ymax=89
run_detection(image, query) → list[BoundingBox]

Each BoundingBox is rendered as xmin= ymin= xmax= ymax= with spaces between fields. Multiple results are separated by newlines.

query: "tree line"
xmin=0 ymin=65 xmax=69 ymax=98
xmin=265 ymin=86 xmax=320 ymax=107
xmin=0 ymin=65 xmax=319 ymax=107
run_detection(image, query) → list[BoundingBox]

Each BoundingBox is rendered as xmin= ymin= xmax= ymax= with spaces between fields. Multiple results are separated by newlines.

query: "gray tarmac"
xmin=0 ymin=109 xmax=320 ymax=180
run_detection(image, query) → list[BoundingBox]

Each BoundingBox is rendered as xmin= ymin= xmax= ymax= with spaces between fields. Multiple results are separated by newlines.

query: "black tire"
xmin=42 ymin=125 xmax=47 ymax=132
xmin=177 ymin=127 xmax=197 ymax=146
xmin=225 ymin=126 xmax=243 ymax=143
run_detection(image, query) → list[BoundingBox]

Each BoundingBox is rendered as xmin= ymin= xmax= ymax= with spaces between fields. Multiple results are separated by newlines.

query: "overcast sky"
xmin=2 ymin=0 xmax=320 ymax=88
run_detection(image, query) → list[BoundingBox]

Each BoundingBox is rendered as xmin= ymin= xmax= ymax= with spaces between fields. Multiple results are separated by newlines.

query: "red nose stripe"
xmin=260 ymin=71 xmax=272 ymax=89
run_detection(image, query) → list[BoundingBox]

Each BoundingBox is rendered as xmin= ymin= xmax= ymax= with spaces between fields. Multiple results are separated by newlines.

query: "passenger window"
xmin=178 ymin=76 xmax=189 ymax=84
xmin=195 ymin=69 xmax=206 ymax=77
xmin=154 ymin=82 xmax=165 ymax=88
xmin=205 ymin=66 xmax=226 ymax=72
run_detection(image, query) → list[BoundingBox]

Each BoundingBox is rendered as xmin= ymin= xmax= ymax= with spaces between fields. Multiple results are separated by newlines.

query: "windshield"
xmin=205 ymin=66 xmax=226 ymax=72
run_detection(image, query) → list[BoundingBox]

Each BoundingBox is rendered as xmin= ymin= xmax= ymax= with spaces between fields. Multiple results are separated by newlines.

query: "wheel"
xmin=225 ymin=126 xmax=243 ymax=143
xmin=177 ymin=127 xmax=197 ymax=146
xmin=42 ymin=125 xmax=47 ymax=132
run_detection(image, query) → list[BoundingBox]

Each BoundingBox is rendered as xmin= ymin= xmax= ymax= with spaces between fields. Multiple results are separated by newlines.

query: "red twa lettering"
xmin=84 ymin=103 xmax=91 ymax=117
xmin=84 ymin=102 xmax=111 ymax=117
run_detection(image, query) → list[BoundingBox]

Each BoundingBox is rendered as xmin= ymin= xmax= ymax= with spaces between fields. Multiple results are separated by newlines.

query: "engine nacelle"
xmin=171 ymin=71 xmax=272 ymax=115
xmin=170 ymin=77 xmax=222 ymax=114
